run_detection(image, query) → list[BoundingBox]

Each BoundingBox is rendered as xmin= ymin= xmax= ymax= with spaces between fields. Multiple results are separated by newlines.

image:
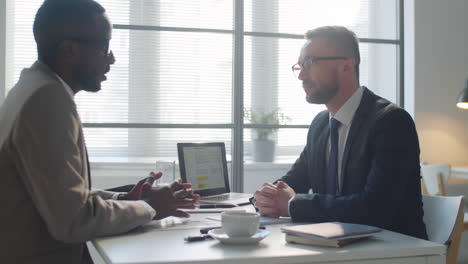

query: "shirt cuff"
xmin=111 ymin=192 xmax=120 ymax=200
xmin=136 ymin=200 xmax=157 ymax=220
xmin=287 ymin=195 xmax=296 ymax=217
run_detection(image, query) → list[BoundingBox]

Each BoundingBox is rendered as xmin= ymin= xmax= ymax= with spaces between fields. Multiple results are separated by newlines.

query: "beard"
xmin=77 ymin=67 xmax=102 ymax=93
xmin=75 ymin=59 xmax=103 ymax=93
xmin=80 ymin=78 xmax=101 ymax=93
xmin=304 ymin=71 xmax=339 ymax=104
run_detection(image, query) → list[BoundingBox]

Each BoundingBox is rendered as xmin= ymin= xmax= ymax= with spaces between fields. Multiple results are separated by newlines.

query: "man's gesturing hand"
xmin=141 ymin=176 xmax=198 ymax=220
xmin=126 ymin=172 xmax=163 ymax=201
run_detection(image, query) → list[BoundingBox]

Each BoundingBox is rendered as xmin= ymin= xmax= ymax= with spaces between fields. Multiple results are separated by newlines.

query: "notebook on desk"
xmin=177 ymin=142 xmax=251 ymax=206
xmin=281 ymin=222 xmax=382 ymax=248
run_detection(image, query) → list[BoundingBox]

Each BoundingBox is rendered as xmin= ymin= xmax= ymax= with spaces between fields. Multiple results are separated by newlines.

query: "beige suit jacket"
xmin=0 ymin=62 xmax=152 ymax=263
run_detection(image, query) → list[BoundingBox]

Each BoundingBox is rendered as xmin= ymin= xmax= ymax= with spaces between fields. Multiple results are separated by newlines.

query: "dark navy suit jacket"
xmin=279 ymin=87 xmax=428 ymax=239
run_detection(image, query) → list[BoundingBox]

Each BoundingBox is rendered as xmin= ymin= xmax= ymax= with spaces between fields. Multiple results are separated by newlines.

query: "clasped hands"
xmin=253 ymin=181 xmax=296 ymax=218
xmin=125 ymin=172 xmax=200 ymax=220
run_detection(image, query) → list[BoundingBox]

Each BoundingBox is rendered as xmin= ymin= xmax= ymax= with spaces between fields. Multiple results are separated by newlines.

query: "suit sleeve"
xmin=11 ymin=85 xmax=152 ymax=243
xmin=91 ymin=189 xmax=119 ymax=200
xmin=277 ymin=113 xmax=326 ymax=194
xmin=277 ymin=141 xmax=312 ymax=194
xmin=289 ymin=108 xmax=420 ymax=228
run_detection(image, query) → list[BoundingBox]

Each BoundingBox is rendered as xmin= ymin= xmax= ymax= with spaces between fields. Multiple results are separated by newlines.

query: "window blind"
xmin=4 ymin=0 xmax=401 ymax=166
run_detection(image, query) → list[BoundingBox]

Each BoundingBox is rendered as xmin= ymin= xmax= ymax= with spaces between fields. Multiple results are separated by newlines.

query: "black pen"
xmin=184 ymin=234 xmax=212 ymax=242
xmin=199 ymin=204 xmax=237 ymax=209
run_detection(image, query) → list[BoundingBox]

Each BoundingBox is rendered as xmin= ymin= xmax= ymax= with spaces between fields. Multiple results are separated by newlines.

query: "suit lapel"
xmin=85 ymin=147 xmax=92 ymax=190
xmin=77 ymin=124 xmax=91 ymax=190
xmin=340 ymin=87 xmax=374 ymax=187
xmin=313 ymin=114 xmax=330 ymax=193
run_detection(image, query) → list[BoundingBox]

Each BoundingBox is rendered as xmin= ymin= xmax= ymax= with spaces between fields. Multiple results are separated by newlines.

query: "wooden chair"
xmin=420 ymin=163 xmax=450 ymax=196
xmin=465 ymin=212 xmax=468 ymax=231
xmin=422 ymin=195 xmax=465 ymax=264
xmin=420 ymin=163 xmax=468 ymax=232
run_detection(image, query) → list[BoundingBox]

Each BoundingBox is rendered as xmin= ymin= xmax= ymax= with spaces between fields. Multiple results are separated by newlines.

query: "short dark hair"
xmin=33 ymin=0 xmax=106 ymax=63
xmin=305 ymin=26 xmax=360 ymax=81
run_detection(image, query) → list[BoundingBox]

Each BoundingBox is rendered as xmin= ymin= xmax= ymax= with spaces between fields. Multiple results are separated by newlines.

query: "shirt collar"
xmin=36 ymin=60 xmax=75 ymax=99
xmin=329 ymin=86 xmax=364 ymax=127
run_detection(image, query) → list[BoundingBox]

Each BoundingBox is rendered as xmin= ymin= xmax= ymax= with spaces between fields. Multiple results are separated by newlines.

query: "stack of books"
xmin=281 ymin=222 xmax=382 ymax=248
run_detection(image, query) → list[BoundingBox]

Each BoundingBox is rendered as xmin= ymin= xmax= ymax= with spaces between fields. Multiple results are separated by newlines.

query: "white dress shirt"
xmin=328 ymin=86 xmax=364 ymax=194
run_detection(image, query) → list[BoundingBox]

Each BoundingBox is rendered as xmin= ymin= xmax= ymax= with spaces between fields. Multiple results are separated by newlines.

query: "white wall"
xmin=0 ymin=0 xmax=6 ymax=105
xmin=407 ymin=0 xmax=468 ymax=166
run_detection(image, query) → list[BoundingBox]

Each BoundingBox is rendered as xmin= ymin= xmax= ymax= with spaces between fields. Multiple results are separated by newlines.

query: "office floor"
xmin=446 ymin=178 xmax=468 ymax=264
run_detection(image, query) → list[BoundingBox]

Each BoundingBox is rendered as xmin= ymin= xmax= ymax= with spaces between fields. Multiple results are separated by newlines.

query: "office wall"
xmin=407 ymin=0 xmax=468 ymax=166
xmin=0 ymin=0 xmax=6 ymax=105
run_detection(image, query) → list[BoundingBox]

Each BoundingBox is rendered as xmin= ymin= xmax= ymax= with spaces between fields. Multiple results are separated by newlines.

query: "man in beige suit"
xmin=0 ymin=0 xmax=199 ymax=263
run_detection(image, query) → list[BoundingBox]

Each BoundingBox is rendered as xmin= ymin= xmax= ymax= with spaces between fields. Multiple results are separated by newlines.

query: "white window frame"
xmin=1 ymin=0 xmax=404 ymax=192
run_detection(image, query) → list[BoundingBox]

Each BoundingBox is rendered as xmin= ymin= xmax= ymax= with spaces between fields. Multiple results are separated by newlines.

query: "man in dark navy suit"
xmin=252 ymin=26 xmax=427 ymax=239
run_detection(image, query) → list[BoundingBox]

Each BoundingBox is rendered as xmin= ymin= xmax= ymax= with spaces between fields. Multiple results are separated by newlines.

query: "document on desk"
xmin=206 ymin=215 xmax=292 ymax=225
xmin=139 ymin=215 xmax=220 ymax=232
xmin=182 ymin=208 xmax=247 ymax=214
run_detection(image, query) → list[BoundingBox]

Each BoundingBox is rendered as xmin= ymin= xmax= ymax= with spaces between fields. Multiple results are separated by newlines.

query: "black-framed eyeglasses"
xmin=291 ymin=56 xmax=348 ymax=79
xmin=68 ymin=37 xmax=112 ymax=58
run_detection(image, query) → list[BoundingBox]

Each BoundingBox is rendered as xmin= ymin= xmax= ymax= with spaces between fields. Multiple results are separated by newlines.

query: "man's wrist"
xmin=139 ymin=200 xmax=157 ymax=220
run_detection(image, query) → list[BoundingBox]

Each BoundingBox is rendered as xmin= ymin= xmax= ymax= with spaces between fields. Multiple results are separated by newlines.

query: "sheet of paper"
xmin=206 ymin=215 xmax=292 ymax=225
xmin=138 ymin=215 xmax=220 ymax=232
xmin=183 ymin=208 xmax=247 ymax=214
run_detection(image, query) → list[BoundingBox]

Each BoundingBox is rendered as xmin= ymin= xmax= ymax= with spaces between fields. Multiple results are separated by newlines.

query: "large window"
xmin=3 ymin=0 xmax=401 ymax=191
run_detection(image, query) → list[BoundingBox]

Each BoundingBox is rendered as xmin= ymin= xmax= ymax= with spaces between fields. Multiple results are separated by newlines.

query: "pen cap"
xmin=221 ymin=211 xmax=260 ymax=237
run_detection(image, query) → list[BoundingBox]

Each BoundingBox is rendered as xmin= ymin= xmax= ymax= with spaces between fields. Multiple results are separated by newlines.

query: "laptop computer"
xmin=177 ymin=142 xmax=251 ymax=206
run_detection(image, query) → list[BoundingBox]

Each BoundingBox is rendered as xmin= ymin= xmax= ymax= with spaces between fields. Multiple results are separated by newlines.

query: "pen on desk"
xmin=184 ymin=234 xmax=212 ymax=242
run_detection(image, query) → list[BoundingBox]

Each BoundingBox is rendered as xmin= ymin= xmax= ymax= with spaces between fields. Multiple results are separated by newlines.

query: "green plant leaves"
xmin=244 ymin=107 xmax=291 ymax=140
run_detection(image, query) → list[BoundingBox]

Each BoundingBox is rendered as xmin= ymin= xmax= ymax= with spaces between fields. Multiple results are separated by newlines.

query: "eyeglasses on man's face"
xmin=291 ymin=56 xmax=348 ymax=79
xmin=68 ymin=37 xmax=112 ymax=58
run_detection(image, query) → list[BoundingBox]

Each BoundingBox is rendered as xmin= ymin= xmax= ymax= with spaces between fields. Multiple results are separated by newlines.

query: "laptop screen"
xmin=177 ymin=142 xmax=230 ymax=196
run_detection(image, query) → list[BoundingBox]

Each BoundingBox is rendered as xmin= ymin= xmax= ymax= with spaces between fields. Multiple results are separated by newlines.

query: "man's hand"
xmin=169 ymin=178 xmax=201 ymax=207
xmin=253 ymin=181 xmax=295 ymax=218
xmin=253 ymin=183 xmax=280 ymax=217
xmin=275 ymin=181 xmax=296 ymax=217
xmin=141 ymin=176 xmax=199 ymax=219
xmin=125 ymin=172 xmax=163 ymax=201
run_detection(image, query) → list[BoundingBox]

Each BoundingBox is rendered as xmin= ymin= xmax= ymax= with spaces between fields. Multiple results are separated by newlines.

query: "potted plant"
xmin=244 ymin=107 xmax=290 ymax=162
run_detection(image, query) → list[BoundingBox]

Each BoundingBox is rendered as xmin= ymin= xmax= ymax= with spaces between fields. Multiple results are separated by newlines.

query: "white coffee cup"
xmin=221 ymin=211 xmax=260 ymax=237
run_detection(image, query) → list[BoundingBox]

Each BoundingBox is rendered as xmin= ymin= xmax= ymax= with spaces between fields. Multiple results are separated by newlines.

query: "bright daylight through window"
xmin=4 ymin=0 xmax=401 ymax=191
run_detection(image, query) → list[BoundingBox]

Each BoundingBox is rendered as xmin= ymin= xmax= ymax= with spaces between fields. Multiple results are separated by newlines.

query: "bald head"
xmin=33 ymin=0 xmax=106 ymax=64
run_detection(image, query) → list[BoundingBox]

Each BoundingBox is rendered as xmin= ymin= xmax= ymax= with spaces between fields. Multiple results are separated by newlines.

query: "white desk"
xmin=90 ymin=213 xmax=445 ymax=264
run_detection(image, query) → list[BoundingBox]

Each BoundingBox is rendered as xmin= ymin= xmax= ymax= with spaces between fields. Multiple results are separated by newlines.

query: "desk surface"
xmin=91 ymin=213 xmax=445 ymax=264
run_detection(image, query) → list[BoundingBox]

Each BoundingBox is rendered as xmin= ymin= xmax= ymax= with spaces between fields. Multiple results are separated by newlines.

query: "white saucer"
xmin=208 ymin=229 xmax=270 ymax=244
